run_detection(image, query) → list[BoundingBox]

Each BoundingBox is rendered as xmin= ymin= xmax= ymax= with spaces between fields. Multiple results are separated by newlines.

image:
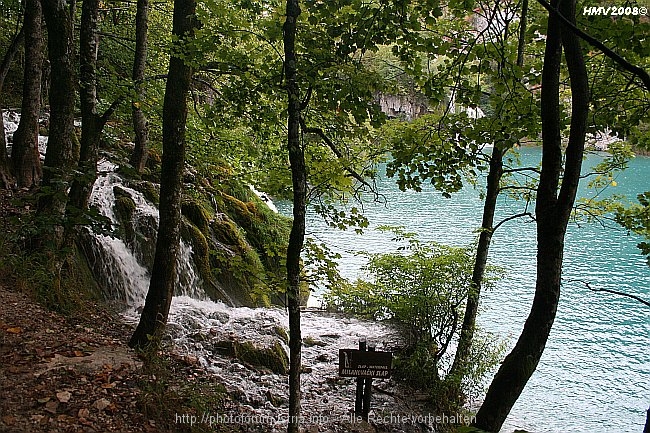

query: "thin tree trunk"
xmin=12 ymin=0 xmax=43 ymax=188
xmin=450 ymin=0 xmax=529 ymax=381
xmin=0 ymin=28 xmax=24 ymax=189
xmin=129 ymin=0 xmax=196 ymax=349
xmin=0 ymin=108 xmax=12 ymax=188
xmin=39 ymin=0 xmax=78 ymax=228
xmin=129 ymin=0 xmax=149 ymax=173
xmin=516 ymin=0 xmax=528 ymax=67
xmin=283 ymin=0 xmax=304 ymax=432
xmin=68 ymin=0 xmax=120 ymax=213
xmin=473 ymin=0 xmax=588 ymax=429
xmin=68 ymin=0 xmax=100 ymax=212
xmin=449 ymin=146 xmax=502 ymax=378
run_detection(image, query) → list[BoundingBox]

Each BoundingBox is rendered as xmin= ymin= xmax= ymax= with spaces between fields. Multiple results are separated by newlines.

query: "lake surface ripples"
xmin=279 ymin=148 xmax=650 ymax=432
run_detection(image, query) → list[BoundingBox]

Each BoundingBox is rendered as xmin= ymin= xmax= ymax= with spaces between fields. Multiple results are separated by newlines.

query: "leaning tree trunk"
xmin=283 ymin=0 xmax=305 ymax=432
xmin=12 ymin=0 xmax=43 ymax=189
xmin=472 ymin=0 xmax=589 ymax=430
xmin=129 ymin=0 xmax=150 ymax=173
xmin=68 ymin=0 xmax=100 ymax=212
xmin=0 ymin=27 xmax=24 ymax=189
xmin=449 ymin=145 xmax=502 ymax=378
xmin=39 ymin=0 xmax=78 ymax=233
xmin=129 ymin=0 xmax=196 ymax=349
xmin=450 ymin=3 xmax=528 ymax=381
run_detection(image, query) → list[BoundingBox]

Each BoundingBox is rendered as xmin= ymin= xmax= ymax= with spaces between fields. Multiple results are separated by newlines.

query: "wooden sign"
xmin=338 ymin=349 xmax=392 ymax=378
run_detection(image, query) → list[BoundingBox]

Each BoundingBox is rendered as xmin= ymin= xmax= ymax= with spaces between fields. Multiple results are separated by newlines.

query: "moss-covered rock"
xmin=181 ymin=199 xmax=212 ymax=235
xmin=134 ymin=181 xmax=160 ymax=205
xmin=106 ymin=158 xmax=294 ymax=308
xmin=215 ymin=339 xmax=289 ymax=375
xmin=113 ymin=186 xmax=136 ymax=243
xmin=273 ymin=326 xmax=289 ymax=345
xmin=219 ymin=192 xmax=291 ymax=276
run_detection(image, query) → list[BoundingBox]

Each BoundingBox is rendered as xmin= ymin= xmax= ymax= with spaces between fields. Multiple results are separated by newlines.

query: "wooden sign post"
xmin=339 ymin=339 xmax=392 ymax=421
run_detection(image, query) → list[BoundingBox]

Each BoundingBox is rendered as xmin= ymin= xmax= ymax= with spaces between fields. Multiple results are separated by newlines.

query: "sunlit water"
xmin=278 ymin=147 xmax=650 ymax=433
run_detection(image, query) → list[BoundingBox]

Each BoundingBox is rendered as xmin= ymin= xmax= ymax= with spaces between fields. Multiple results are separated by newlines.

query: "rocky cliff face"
xmin=377 ymin=94 xmax=429 ymax=121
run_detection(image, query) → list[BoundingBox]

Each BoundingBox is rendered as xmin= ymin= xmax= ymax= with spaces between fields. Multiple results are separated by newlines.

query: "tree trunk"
xmin=516 ymin=0 xmax=528 ymax=67
xmin=129 ymin=0 xmax=196 ymax=349
xmin=449 ymin=145 xmax=502 ymax=378
xmin=12 ymin=0 xmax=43 ymax=189
xmin=0 ymin=28 xmax=24 ymax=189
xmin=129 ymin=0 xmax=149 ymax=173
xmin=39 ymin=0 xmax=78 ymax=226
xmin=68 ymin=0 xmax=101 ymax=212
xmin=283 ymin=1 xmax=305 ymax=432
xmin=450 ymin=0 xmax=529 ymax=382
xmin=0 ymin=108 xmax=12 ymax=189
xmin=473 ymin=0 xmax=588 ymax=430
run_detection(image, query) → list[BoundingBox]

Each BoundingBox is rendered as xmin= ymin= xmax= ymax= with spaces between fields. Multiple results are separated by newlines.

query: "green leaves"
xmin=616 ymin=192 xmax=650 ymax=265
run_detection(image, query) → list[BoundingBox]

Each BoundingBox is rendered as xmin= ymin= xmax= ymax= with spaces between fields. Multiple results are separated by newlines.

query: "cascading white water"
xmin=2 ymin=111 xmax=49 ymax=158
xmin=86 ymin=159 xmax=205 ymax=307
xmin=4 ymin=113 xmax=431 ymax=431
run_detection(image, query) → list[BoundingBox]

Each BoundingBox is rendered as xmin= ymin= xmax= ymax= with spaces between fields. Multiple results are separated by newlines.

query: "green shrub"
xmin=324 ymin=227 xmax=503 ymax=412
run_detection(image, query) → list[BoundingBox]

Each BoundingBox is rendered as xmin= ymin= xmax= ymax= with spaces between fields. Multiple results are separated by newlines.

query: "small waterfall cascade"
xmin=2 ymin=111 xmax=49 ymax=158
xmin=85 ymin=158 xmax=205 ymax=307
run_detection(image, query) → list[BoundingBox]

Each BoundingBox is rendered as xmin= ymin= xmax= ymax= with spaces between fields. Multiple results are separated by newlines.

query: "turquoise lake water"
xmin=278 ymin=147 xmax=650 ymax=432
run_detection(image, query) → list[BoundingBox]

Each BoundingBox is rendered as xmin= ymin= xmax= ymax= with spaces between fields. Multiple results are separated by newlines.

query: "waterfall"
xmin=85 ymin=159 xmax=205 ymax=308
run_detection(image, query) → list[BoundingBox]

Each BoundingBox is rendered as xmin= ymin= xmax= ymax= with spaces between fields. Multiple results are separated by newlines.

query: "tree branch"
xmin=493 ymin=211 xmax=534 ymax=232
xmin=0 ymin=26 xmax=24 ymax=90
xmin=536 ymin=0 xmax=650 ymax=91
xmin=300 ymin=86 xmax=312 ymax=110
xmin=98 ymin=98 xmax=123 ymax=130
xmin=502 ymin=166 xmax=540 ymax=174
xmin=298 ymin=117 xmax=376 ymax=193
xmin=569 ymin=279 xmax=650 ymax=307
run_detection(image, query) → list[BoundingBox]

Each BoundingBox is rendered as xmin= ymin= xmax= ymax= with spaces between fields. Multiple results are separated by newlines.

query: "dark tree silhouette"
xmin=129 ymin=0 xmax=150 ymax=173
xmin=0 ymin=27 xmax=24 ymax=188
xmin=473 ymin=0 xmax=589 ymax=429
xmin=11 ymin=0 xmax=42 ymax=188
xmin=129 ymin=0 xmax=196 ymax=349
xmin=283 ymin=0 xmax=305 ymax=431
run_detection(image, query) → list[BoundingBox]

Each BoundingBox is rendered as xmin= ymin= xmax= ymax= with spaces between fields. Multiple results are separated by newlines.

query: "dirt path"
xmin=0 ymin=286 xmax=154 ymax=433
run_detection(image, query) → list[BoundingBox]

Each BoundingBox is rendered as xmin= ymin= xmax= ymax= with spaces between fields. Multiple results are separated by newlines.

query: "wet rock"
xmin=320 ymin=333 xmax=341 ymax=339
xmin=303 ymin=336 xmax=327 ymax=347
xmin=208 ymin=311 xmax=230 ymax=324
xmin=265 ymin=390 xmax=287 ymax=407
xmin=316 ymin=354 xmax=331 ymax=362
xmin=272 ymin=325 xmax=289 ymax=344
xmin=213 ymin=339 xmax=289 ymax=375
xmin=189 ymin=331 xmax=208 ymax=342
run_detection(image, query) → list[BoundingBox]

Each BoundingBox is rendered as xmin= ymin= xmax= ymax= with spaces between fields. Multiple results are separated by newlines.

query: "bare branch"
xmin=98 ymin=98 xmax=123 ymax=130
xmin=502 ymin=166 xmax=540 ymax=174
xmin=493 ymin=211 xmax=534 ymax=232
xmin=298 ymin=117 xmax=376 ymax=194
xmin=569 ymin=279 xmax=650 ymax=308
xmin=498 ymin=184 xmax=536 ymax=193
